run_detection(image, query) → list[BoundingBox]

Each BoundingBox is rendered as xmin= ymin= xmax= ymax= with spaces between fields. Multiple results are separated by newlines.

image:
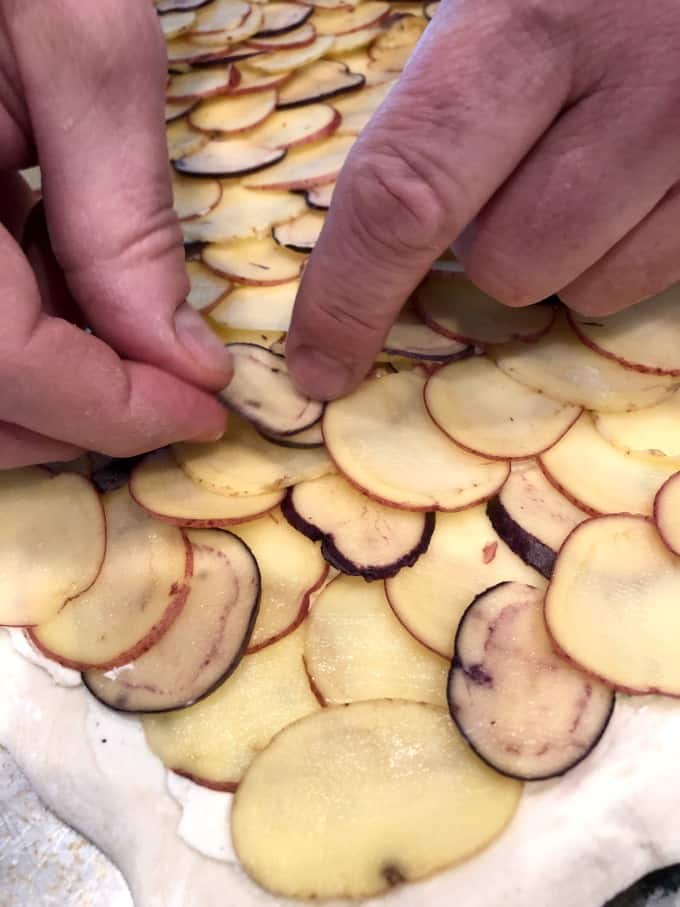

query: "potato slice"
xmin=174 ymin=138 xmax=286 ymax=178
xmin=333 ymin=77 xmax=394 ymax=134
xmin=261 ymin=421 xmax=324 ymax=448
xmin=186 ymin=259 xmax=231 ymax=312
xmin=244 ymin=104 xmax=341 ymax=149
xmin=540 ymin=412 xmax=679 ymax=516
xmin=383 ymin=306 xmax=470 ymax=360
xmin=304 ymin=180 xmax=335 ymax=208
xmin=368 ymin=13 xmax=427 ymax=71
xmin=273 ymin=210 xmax=324 ymax=250
xmin=450 ymin=582 xmax=614 ymax=780
xmin=229 ymin=65 xmax=293 ymax=94
xmin=283 ymin=472 xmax=434 ymax=578
xmin=425 ymin=356 xmax=581 ymax=459
xmin=166 ymin=65 xmax=238 ymax=101
xmin=416 ymin=276 xmax=555 ymax=345
xmin=182 ymin=184 xmax=306 ymax=242
xmin=248 ymin=21 xmax=316 ymax=48
xmin=166 ymin=116 xmax=208 ymax=160
xmin=305 ymin=575 xmax=448 ymax=705
xmin=242 ymin=135 xmax=354 ymax=188
xmin=490 ymin=311 xmax=677 ymax=412
xmin=654 ymin=473 xmax=680 ymax=556
xmin=188 ymin=90 xmax=277 ymax=133
xmin=230 ymin=508 xmax=327 ymax=651
xmin=247 ymin=34 xmax=334 ymax=72
xmin=174 ymin=413 xmax=333 ymax=495
xmin=190 ymin=5 xmax=265 ymax=46
xmin=210 ymin=280 xmax=299 ymax=330
xmin=84 ymin=528 xmax=260 ymax=712
xmin=165 ymin=97 xmax=197 ymax=122
xmin=329 ymin=23 xmax=383 ymax=54
xmin=130 ymin=449 xmax=284 ymax=527
xmin=486 ymin=460 xmax=589 ymax=578
xmin=160 ymin=10 xmax=197 ymax=38
xmin=190 ymin=0 xmax=251 ymax=35
xmin=277 ymin=59 xmax=364 ymax=107
xmin=312 ymin=0 xmax=389 ymax=34
xmin=594 ymin=390 xmax=680 ymax=462
xmin=173 ymin=173 xmax=222 ymax=221
xmin=323 ymin=370 xmax=509 ymax=511
xmin=232 ymin=700 xmax=522 ymax=899
xmin=256 ymin=1 xmax=312 ymax=35
xmin=0 ymin=469 xmax=105 ymax=627
xmin=30 ymin=488 xmax=191 ymax=670
xmin=158 ymin=0 xmax=211 ymax=11
xmin=202 ymin=235 xmax=305 ymax=284
xmin=142 ymin=625 xmax=320 ymax=789
xmin=333 ymin=48 xmax=395 ymax=85
xmin=386 ymin=505 xmax=545 ymax=657
xmin=546 ymin=514 xmax=680 ymax=694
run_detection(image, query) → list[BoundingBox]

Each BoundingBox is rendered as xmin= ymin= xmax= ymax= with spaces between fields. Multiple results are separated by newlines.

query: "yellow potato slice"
xmin=594 ymin=389 xmax=680 ymax=463
xmin=232 ymin=700 xmax=522 ymax=899
xmin=333 ymin=78 xmax=395 ymax=134
xmin=241 ymin=135 xmax=355 ymax=189
xmin=182 ymin=183 xmax=307 ymax=242
xmin=655 ymin=472 xmax=680 ymax=556
xmin=203 ymin=235 xmax=305 ymax=284
xmin=312 ymin=1 xmax=389 ymax=34
xmin=209 ymin=280 xmax=300 ymax=330
xmin=166 ymin=116 xmax=208 ymax=160
xmin=243 ymin=104 xmax=341 ymax=149
xmin=277 ymin=58 xmax=365 ymax=106
xmin=247 ymin=34 xmax=335 ymax=73
xmin=160 ymin=10 xmax=197 ymax=39
xmin=189 ymin=90 xmax=278 ymax=134
xmin=172 ymin=173 xmax=222 ymax=221
xmin=186 ymin=260 xmax=231 ymax=313
xmin=368 ymin=13 xmax=427 ymax=71
xmin=329 ymin=24 xmax=383 ymax=54
xmin=0 ymin=468 xmax=105 ymax=627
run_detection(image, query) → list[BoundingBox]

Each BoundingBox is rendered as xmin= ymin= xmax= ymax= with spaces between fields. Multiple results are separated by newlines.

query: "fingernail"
xmin=191 ymin=425 xmax=227 ymax=443
xmin=288 ymin=346 xmax=351 ymax=400
xmin=175 ymin=303 xmax=232 ymax=377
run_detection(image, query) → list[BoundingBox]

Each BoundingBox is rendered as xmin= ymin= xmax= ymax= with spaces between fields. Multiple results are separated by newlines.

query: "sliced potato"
xmin=242 ymin=134 xmax=354 ymax=189
xmin=329 ymin=24 xmax=383 ymax=54
xmin=0 ymin=469 xmax=105 ymax=627
xmin=165 ymin=97 xmax=197 ymax=122
xmin=368 ymin=13 xmax=427 ymax=71
xmin=190 ymin=0 xmax=251 ymax=35
xmin=160 ymin=10 xmax=197 ymax=38
xmin=232 ymin=700 xmax=522 ymax=899
xmin=248 ymin=21 xmax=317 ymax=48
xmin=244 ymin=104 xmax=340 ymax=149
xmin=189 ymin=4 xmax=265 ymax=45
xmin=277 ymin=58 xmax=364 ymax=107
xmin=166 ymin=116 xmax=208 ymax=160
xmin=142 ymin=625 xmax=320 ymax=789
xmin=173 ymin=173 xmax=223 ymax=220
xmin=182 ymin=183 xmax=307 ymax=242
xmin=333 ymin=48 xmax=395 ymax=86
xmin=273 ymin=210 xmax=324 ymax=250
xmin=256 ymin=1 xmax=312 ymax=35
xmin=175 ymin=138 xmax=285 ymax=178
xmin=383 ymin=306 xmax=470 ymax=360
xmin=166 ymin=65 xmax=237 ymax=101
xmin=229 ymin=65 xmax=293 ymax=94
xmin=305 ymin=180 xmax=335 ymax=209
xmin=594 ymin=390 xmax=680 ymax=462
xmin=333 ymin=77 xmax=394 ymax=134
xmin=186 ymin=259 xmax=231 ymax=312
xmin=189 ymin=90 xmax=277 ymax=133
xmin=209 ymin=280 xmax=300 ymax=330
xmin=312 ymin=1 xmax=389 ymax=34
xmin=202 ymin=235 xmax=305 ymax=284
xmin=247 ymin=34 xmax=335 ymax=73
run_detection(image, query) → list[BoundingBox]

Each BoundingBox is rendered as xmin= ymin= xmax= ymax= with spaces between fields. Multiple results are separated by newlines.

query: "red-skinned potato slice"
xmin=230 ymin=65 xmax=293 ymax=94
xmin=182 ymin=184 xmax=307 ymax=242
xmin=256 ymin=1 xmax=313 ymax=35
xmin=385 ymin=505 xmax=545 ymax=657
xmin=192 ymin=44 xmax=264 ymax=65
xmin=449 ymin=582 xmax=614 ymax=780
xmin=539 ymin=412 xmax=679 ymax=517
xmin=283 ymin=473 xmax=434 ymax=578
xmin=167 ymin=117 xmax=209 ymax=160
xmin=165 ymin=97 xmax=198 ymax=122
xmin=142 ymin=625 xmax=320 ymax=790
xmin=416 ymin=276 xmax=555 ymax=345
xmin=160 ymin=10 xmax=197 ymax=38
xmin=231 ymin=701 xmax=522 ymax=900
xmin=305 ymin=180 xmax=334 ymax=208
xmin=186 ymin=259 xmax=231 ymax=312
xmin=0 ymin=469 xmax=105 ymax=627
xmin=248 ymin=21 xmax=317 ymax=49
xmin=486 ymin=460 xmax=588 ymax=579
xmin=425 ymin=356 xmax=581 ymax=459
xmin=220 ymin=343 xmax=324 ymax=435
xmin=569 ymin=285 xmax=680 ymax=376
xmin=230 ymin=508 xmax=327 ymax=651
xmin=166 ymin=38 xmax=215 ymax=66
xmin=130 ymin=449 xmax=284 ymax=528
xmin=189 ymin=90 xmax=277 ymax=133
xmin=189 ymin=5 xmax=265 ymax=46
xmin=173 ymin=173 xmax=223 ymax=220
xmin=594 ymin=390 xmax=680 ymax=462
xmin=190 ymin=0 xmax=251 ymax=35
xmin=277 ymin=59 xmax=364 ymax=107
xmin=654 ymin=472 xmax=680 ymax=556
xmin=157 ymin=0 xmax=213 ymax=11
xmin=84 ymin=528 xmax=260 ymax=713
xmin=166 ymin=37 xmax=260 ymax=66
xmin=210 ymin=326 xmax=285 ymax=347
xmin=368 ymin=13 xmax=427 ymax=71
xmin=244 ymin=104 xmax=341 ymax=149
xmin=323 ymin=371 xmax=509 ymax=511
xmin=247 ymin=34 xmax=334 ymax=73
xmin=174 ymin=412 xmax=333 ymax=495
xmin=30 ymin=488 xmax=191 ymax=671
xmin=546 ymin=514 xmax=680 ymax=694
xmin=383 ymin=307 xmax=471 ymax=361
xmin=260 ymin=421 xmax=324 ymax=448
xmin=333 ymin=49 xmax=395 ymax=86
xmin=333 ymin=78 xmax=394 ymax=134
xmin=490 ymin=311 xmax=677 ymax=413
xmin=273 ymin=209 xmax=324 ymax=250
xmin=303 ymin=0 xmax=361 ymax=9
xmin=304 ymin=575 xmax=448 ymax=706
xmin=166 ymin=65 xmax=238 ymax=101
xmin=174 ymin=138 xmax=286 ymax=178
xmin=329 ymin=24 xmax=383 ymax=54
xmin=312 ymin=1 xmax=389 ymax=35
xmin=210 ymin=280 xmax=300 ymax=330
xmin=202 ymin=235 xmax=305 ymax=284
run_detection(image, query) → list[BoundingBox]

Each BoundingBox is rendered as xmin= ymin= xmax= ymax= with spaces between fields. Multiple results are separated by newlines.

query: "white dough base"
xmin=2 ymin=628 xmax=680 ymax=907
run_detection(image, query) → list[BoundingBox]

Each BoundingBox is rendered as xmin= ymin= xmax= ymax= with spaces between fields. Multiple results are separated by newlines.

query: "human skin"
xmin=287 ymin=0 xmax=680 ymax=400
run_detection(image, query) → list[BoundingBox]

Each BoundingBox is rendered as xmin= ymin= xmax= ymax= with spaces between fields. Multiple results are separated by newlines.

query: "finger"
xmin=0 ymin=171 xmax=35 ymax=241
xmin=286 ymin=1 xmax=576 ymax=398
xmin=559 ymin=182 xmax=680 ymax=315
xmin=0 ymin=226 xmax=227 ymax=457
xmin=6 ymin=0 xmax=231 ymax=390
xmin=0 ymin=422 xmax=83 ymax=470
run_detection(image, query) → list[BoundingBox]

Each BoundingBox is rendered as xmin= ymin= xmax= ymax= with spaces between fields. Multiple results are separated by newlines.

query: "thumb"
xmin=7 ymin=0 xmax=231 ymax=390
xmin=287 ymin=0 xmax=573 ymax=399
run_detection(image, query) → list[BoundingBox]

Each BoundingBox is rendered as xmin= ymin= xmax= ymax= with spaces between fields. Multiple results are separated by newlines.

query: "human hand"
xmin=287 ymin=0 xmax=680 ymax=399
xmin=0 ymin=0 xmax=231 ymax=469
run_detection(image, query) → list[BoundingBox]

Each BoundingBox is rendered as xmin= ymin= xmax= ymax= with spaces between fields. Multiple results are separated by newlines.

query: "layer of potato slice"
xmin=305 ymin=575 xmax=448 ymax=706
xmin=245 ymin=104 xmax=340 ymax=148
xmin=323 ymin=370 xmax=509 ymax=510
xmin=311 ymin=0 xmax=389 ymax=34
xmin=130 ymin=449 xmax=284 ymax=527
xmin=30 ymin=488 xmax=191 ymax=670
xmin=383 ymin=306 xmax=470 ymax=360
xmin=546 ymin=514 xmax=680 ymax=694
xmin=539 ymin=412 xmax=679 ymax=516
xmin=173 ymin=173 xmax=223 ymax=220
xmin=486 ymin=460 xmax=588 ymax=578
xmin=175 ymin=138 xmax=286 ymax=177
xmin=190 ymin=0 xmax=251 ymax=35
xmin=333 ymin=48 xmax=395 ymax=85
xmin=0 ymin=468 xmax=106 ymax=627
xmin=277 ymin=58 xmax=364 ymax=106
xmin=425 ymin=356 xmax=581 ymax=459
xmin=210 ymin=279 xmax=300 ymax=330
xmin=166 ymin=65 xmax=238 ymax=101
xmin=261 ymin=421 xmax=324 ymax=448
xmin=593 ymin=390 xmax=680 ymax=462
xmin=305 ymin=180 xmax=335 ymax=208
xmin=165 ymin=97 xmax=197 ymax=122
xmin=186 ymin=259 xmax=231 ymax=312
xmin=230 ymin=508 xmax=327 ymax=651
xmin=248 ymin=34 xmax=334 ymax=72
xmin=202 ymin=235 xmax=305 ymax=284
xmin=142 ymin=625 xmax=320 ymax=789
xmin=283 ymin=472 xmax=434 ymax=578
xmin=385 ymin=505 xmax=545 ymax=657
xmin=174 ymin=413 xmax=333 ymax=494
xmin=329 ymin=23 xmax=383 ymax=54
xmin=256 ymin=2 xmax=312 ymax=35
xmin=182 ymin=184 xmax=306 ymax=242
xmin=242 ymin=134 xmax=354 ymax=188
xmin=161 ymin=11 xmax=198 ymax=39
xmin=189 ymin=89 xmax=277 ymax=133
xmin=449 ymin=582 xmax=614 ymax=780
xmin=84 ymin=528 xmax=260 ymax=712
xmin=231 ymin=700 xmax=522 ymax=899
xmin=166 ymin=117 xmax=208 ymax=160
xmin=416 ymin=276 xmax=555 ymax=345
xmin=229 ymin=65 xmax=292 ymax=94
xmin=273 ymin=209 xmax=324 ymax=250
xmin=333 ymin=77 xmax=394 ymax=134
xmin=490 ymin=312 xmax=677 ymax=412
xmin=191 ymin=4 xmax=264 ymax=46
xmin=248 ymin=21 xmax=316 ymax=49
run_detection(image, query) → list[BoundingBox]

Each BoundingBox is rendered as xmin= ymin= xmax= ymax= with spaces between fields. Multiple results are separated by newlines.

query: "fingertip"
xmin=173 ymin=302 xmax=233 ymax=388
xmin=287 ymin=345 xmax=353 ymax=401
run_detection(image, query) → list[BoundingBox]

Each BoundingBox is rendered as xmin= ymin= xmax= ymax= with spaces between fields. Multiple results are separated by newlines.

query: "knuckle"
xmin=460 ymin=246 xmax=540 ymax=308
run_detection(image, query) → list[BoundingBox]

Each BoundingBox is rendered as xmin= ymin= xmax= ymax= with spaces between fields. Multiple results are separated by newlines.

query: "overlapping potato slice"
xmin=229 ymin=65 xmax=292 ymax=94
xmin=190 ymin=0 xmax=252 ymax=36
xmin=165 ymin=97 xmax=197 ymax=122
xmin=304 ymin=180 xmax=335 ymax=208
xmin=210 ymin=280 xmax=300 ymax=330
xmin=277 ymin=58 xmax=364 ymax=106
xmin=323 ymin=371 xmax=509 ymax=510
xmin=540 ymin=413 xmax=679 ymax=516
xmin=304 ymin=575 xmax=448 ymax=705
xmin=175 ymin=137 xmax=286 ymax=177
xmin=261 ymin=421 xmax=324 ymax=448
xmin=368 ymin=13 xmax=427 ymax=71
xmin=186 ymin=259 xmax=231 ymax=312
xmin=382 ymin=307 xmax=470 ymax=360
xmin=654 ymin=473 xmax=680 ymax=556
xmin=311 ymin=1 xmax=389 ymax=34
xmin=166 ymin=117 xmax=208 ymax=160
xmin=84 ymin=528 xmax=260 ymax=712
xmin=273 ymin=210 xmax=324 ymax=249
xmin=0 ymin=468 xmax=105 ymax=627
xmin=333 ymin=77 xmax=394 ymax=134
xmin=386 ymin=505 xmax=545 ymax=657
xmin=157 ymin=0 xmax=212 ymax=12
xmin=160 ymin=10 xmax=198 ymax=39
xmin=191 ymin=3 xmax=264 ymax=46
xmin=244 ymin=104 xmax=341 ymax=148
xmin=249 ymin=21 xmax=317 ymax=50
xmin=329 ymin=24 xmax=384 ymax=54
xmin=594 ymin=390 xmax=680 ymax=462
xmin=231 ymin=700 xmax=522 ymax=899
xmin=142 ymin=625 xmax=320 ymax=789
xmin=546 ymin=514 xmax=680 ymax=694
xmin=255 ymin=2 xmax=312 ymax=35
xmin=203 ymin=235 xmax=305 ymax=284
xmin=30 ymin=488 xmax=191 ymax=670
xmin=189 ymin=90 xmax=277 ymax=133
xmin=242 ymin=134 xmax=354 ymax=188
xmin=182 ymin=184 xmax=306 ymax=242
xmin=130 ymin=449 xmax=284 ymax=527
xmin=333 ymin=48 xmax=395 ymax=85
xmin=173 ymin=173 xmax=222 ymax=220
xmin=248 ymin=34 xmax=335 ymax=72
xmin=449 ymin=582 xmax=615 ymax=780
xmin=166 ymin=65 xmax=238 ymax=101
